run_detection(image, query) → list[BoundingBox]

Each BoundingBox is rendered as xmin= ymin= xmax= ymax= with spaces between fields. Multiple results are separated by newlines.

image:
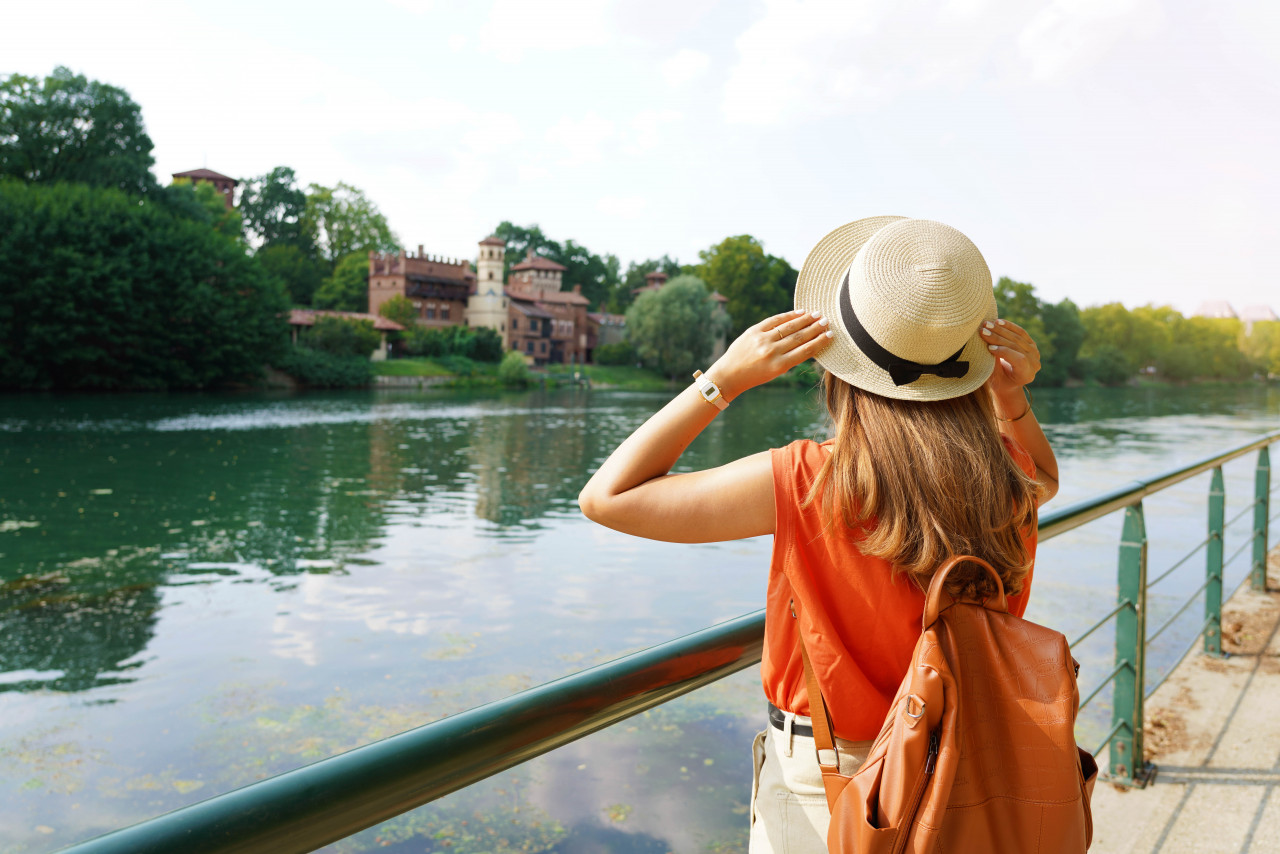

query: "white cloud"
xmin=388 ymin=0 xmax=435 ymax=13
xmin=661 ymin=48 xmax=710 ymax=88
xmin=480 ymin=0 xmax=611 ymax=62
xmin=448 ymin=33 xmax=467 ymax=52
xmin=545 ymin=112 xmax=616 ymax=162
xmin=624 ymin=109 xmax=681 ymax=154
xmin=1017 ymin=0 xmax=1164 ymax=82
xmin=597 ymin=194 xmax=648 ymax=219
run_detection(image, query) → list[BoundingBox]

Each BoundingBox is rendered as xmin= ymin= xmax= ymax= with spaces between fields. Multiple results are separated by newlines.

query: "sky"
xmin=4 ymin=0 xmax=1278 ymax=315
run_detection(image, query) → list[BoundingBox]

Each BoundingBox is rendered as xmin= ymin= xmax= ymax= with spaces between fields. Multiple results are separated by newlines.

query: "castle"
xmin=367 ymin=237 xmax=593 ymax=366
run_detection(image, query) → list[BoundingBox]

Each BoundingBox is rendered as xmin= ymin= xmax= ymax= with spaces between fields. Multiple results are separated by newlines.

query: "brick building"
xmin=506 ymin=252 xmax=590 ymax=365
xmin=367 ymin=247 xmax=476 ymax=327
xmin=172 ymin=168 xmax=238 ymax=209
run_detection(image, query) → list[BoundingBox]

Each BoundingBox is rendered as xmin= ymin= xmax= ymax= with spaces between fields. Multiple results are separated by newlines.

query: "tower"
xmin=477 ymin=236 xmax=506 ymax=285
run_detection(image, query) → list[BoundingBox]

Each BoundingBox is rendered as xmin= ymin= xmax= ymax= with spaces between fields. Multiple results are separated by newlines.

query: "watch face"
xmin=700 ymin=383 xmax=719 ymax=402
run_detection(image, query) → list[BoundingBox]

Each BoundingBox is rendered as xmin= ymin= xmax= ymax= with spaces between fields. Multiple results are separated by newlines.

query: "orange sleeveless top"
xmin=763 ymin=436 xmax=1038 ymax=741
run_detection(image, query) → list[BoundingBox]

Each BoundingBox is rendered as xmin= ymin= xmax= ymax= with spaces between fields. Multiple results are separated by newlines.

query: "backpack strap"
xmin=791 ymin=597 xmax=841 ymax=776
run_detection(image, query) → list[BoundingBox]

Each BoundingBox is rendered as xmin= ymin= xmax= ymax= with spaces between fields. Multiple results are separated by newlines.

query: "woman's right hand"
xmin=709 ymin=309 xmax=833 ymax=401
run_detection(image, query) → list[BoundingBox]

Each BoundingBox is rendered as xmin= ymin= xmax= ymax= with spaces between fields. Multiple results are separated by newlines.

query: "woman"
xmin=578 ymin=217 xmax=1058 ymax=852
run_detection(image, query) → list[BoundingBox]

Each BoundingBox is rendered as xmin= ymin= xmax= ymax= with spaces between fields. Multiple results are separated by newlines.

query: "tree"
xmin=256 ymin=243 xmax=327 ymax=307
xmin=625 ymin=275 xmax=725 ymax=378
xmin=695 ymin=235 xmax=796 ymax=334
xmin=314 ymin=253 xmax=370 ymax=312
xmin=1038 ymin=298 xmax=1085 ymax=386
xmin=492 ymin=222 xmax=621 ymax=309
xmin=306 ymin=316 xmax=380 ymax=358
xmin=616 ymin=255 xmax=683 ymax=312
xmin=239 ymin=166 xmax=312 ymax=249
xmin=167 ymin=178 xmax=244 ymax=242
xmin=305 ymin=182 xmax=398 ymax=266
xmin=0 ymin=181 xmax=289 ymax=390
xmin=378 ymin=294 xmax=418 ymax=328
xmin=0 ymin=67 xmax=157 ymax=196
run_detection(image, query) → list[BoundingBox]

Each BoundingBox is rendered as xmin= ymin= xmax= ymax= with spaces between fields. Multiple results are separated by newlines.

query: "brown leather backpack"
xmin=796 ymin=555 xmax=1098 ymax=853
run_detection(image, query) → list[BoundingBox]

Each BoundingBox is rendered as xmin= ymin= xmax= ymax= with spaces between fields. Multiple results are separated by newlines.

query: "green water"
xmin=0 ymin=383 xmax=1277 ymax=853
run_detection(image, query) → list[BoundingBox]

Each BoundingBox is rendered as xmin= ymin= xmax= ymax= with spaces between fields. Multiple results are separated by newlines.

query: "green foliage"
xmin=1241 ymin=321 xmax=1280 ymax=376
xmin=399 ymin=325 xmax=503 ymax=362
xmin=274 ymin=348 xmax=373 ymax=388
xmin=497 ymin=349 xmax=532 ymax=387
xmin=257 ymin=243 xmax=327 ymax=307
xmin=594 ymin=341 xmax=636 ymax=365
xmin=378 ymin=295 xmax=418 ymax=328
xmin=305 ymin=182 xmax=398 ymax=266
xmin=165 ymin=179 xmax=244 ymax=242
xmin=616 ymin=255 xmax=683 ymax=312
xmin=0 ymin=180 xmax=289 ymax=391
xmin=314 ymin=253 xmax=370 ymax=312
xmin=626 ymin=275 xmax=721 ymax=379
xmin=239 ymin=166 xmax=312 ymax=250
xmin=695 ymin=235 xmax=796 ymax=334
xmin=305 ymin=316 xmax=380 ymax=358
xmin=1079 ymin=345 xmax=1132 ymax=386
xmin=493 ymin=222 xmax=621 ymax=309
xmin=0 ymin=67 xmax=157 ymax=196
xmin=992 ymin=277 xmax=1084 ymax=388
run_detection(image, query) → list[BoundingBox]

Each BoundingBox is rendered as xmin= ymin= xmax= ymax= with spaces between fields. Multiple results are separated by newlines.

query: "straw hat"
xmin=794 ymin=216 xmax=997 ymax=401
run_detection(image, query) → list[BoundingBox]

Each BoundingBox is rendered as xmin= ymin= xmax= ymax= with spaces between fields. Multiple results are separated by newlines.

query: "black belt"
xmin=768 ymin=702 xmax=814 ymax=738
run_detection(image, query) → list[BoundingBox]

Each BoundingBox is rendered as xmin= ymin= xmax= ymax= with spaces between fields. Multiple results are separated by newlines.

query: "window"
xmin=526 ymin=340 xmax=534 ymax=353
xmin=512 ymin=318 xmax=519 ymax=331
xmin=441 ymin=307 xmax=450 ymax=320
xmin=489 ymin=271 xmax=494 ymax=279
xmin=426 ymin=308 xmax=436 ymax=319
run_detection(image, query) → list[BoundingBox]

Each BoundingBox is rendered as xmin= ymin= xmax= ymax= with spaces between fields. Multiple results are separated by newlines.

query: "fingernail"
xmin=981 ymin=328 xmax=991 ymax=336
xmin=810 ymin=310 xmax=821 ymax=318
xmin=826 ymin=330 xmax=834 ymax=338
xmin=795 ymin=308 xmax=807 ymax=315
xmin=818 ymin=317 xmax=829 ymax=327
xmin=988 ymin=344 xmax=997 ymax=351
xmin=996 ymin=319 xmax=1006 ymax=326
xmin=984 ymin=321 xmax=994 ymax=329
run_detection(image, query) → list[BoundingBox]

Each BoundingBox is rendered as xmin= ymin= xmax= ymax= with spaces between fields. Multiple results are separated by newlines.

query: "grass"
xmin=575 ymin=364 xmax=672 ymax=391
xmin=371 ymin=358 xmax=454 ymax=377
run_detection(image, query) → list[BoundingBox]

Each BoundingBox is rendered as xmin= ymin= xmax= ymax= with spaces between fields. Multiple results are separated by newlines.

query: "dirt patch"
xmin=1143 ymin=703 xmax=1189 ymax=762
xmin=1221 ymin=598 xmax=1280 ymax=656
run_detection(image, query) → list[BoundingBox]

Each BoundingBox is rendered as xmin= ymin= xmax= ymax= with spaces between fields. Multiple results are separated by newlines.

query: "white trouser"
xmin=748 ymin=711 xmax=873 ymax=854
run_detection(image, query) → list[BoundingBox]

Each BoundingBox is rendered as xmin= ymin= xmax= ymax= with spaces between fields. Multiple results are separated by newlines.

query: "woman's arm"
xmin=578 ymin=309 xmax=832 ymax=542
xmin=981 ymin=319 xmax=1059 ymax=504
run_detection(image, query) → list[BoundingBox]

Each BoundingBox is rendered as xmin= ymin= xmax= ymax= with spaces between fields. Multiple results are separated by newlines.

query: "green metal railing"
xmin=60 ymin=429 xmax=1280 ymax=853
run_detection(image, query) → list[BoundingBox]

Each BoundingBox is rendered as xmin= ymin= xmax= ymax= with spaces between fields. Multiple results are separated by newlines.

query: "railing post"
xmin=1110 ymin=502 xmax=1151 ymax=786
xmin=1204 ymin=467 xmax=1225 ymax=656
xmin=1253 ymin=446 xmax=1271 ymax=591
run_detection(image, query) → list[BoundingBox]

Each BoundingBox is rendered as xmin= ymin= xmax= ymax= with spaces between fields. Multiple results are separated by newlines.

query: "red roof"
xmin=533 ymin=290 xmax=589 ymax=306
xmin=479 ymin=236 xmax=506 ymax=247
xmin=172 ymin=168 xmax=238 ymax=184
xmin=288 ymin=309 xmax=404 ymax=332
xmin=511 ymin=254 xmax=566 ymax=272
xmin=510 ymin=300 xmax=555 ymax=319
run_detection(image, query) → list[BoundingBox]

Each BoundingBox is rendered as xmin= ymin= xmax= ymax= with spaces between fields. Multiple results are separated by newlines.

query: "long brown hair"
xmin=803 ymin=373 xmax=1041 ymax=598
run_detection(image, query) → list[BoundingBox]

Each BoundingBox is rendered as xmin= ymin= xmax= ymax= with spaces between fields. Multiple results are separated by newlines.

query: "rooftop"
xmin=288 ymin=309 xmax=404 ymax=332
xmin=172 ymin=168 xmax=238 ymax=184
xmin=511 ymin=253 xmax=567 ymax=273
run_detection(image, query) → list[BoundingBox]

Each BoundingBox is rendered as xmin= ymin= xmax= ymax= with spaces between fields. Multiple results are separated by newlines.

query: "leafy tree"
xmin=492 ymin=222 xmax=622 ymax=309
xmin=257 ymin=243 xmax=327 ymax=307
xmin=1079 ymin=345 xmax=1132 ymax=386
xmin=305 ymin=182 xmax=398 ymax=266
xmin=314 ymin=253 xmax=370 ymax=312
xmin=306 ymin=316 xmax=380 ymax=358
xmin=498 ymin=350 xmax=531 ymax=387
xmin=594 ymin=341 xmax=636 ymax=365
xmin=378 ymin=294 xmax=418 ymax=328
xmin=471 ymin=327 xmax=504 ymax=362
xmin=239 ymin=166 xmax=312 ymax=249
xmin=167 ymin=178 xmax=243 ymax=241
xmin=494 ymin=222 xmax=559 ymax=280
xmin=1241 ymin=321 xmax=1280 ymax=377
xmin=695 ymin=235 xmax=796 ymax=334
xmin=615 ymin=255 xmax=683 ymax=312
xmin=0 ymin=67 xmax=156 ymax=196
xmin=0 ymin=181 xmax=288 ymax=390
xmin=275 ymin=348 xmax=373 ymax=388
xmin=626 ymin=275 xmax=725 ymax=378
xmin=1038 ymin=298 xmax=1085 ymax=386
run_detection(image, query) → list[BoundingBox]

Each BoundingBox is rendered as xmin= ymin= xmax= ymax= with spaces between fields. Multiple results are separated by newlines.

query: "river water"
xmin=1 ymin=383 xmax=1278 ymax=853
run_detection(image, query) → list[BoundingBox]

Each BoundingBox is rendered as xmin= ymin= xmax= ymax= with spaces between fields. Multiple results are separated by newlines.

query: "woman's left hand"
xmin=710 ymin=309 xmax=833 ymax=401
xmin=981 ymin=319 xmax=1041 ymax=394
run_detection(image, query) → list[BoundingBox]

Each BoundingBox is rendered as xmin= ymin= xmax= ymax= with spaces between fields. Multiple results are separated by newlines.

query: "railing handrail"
xmin=58 ymin=427 xmax=1280 ymax=854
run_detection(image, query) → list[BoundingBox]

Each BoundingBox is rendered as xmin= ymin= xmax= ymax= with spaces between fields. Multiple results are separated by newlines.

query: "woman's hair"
xmin=803 ymin=372 xmax=1042 ymax=599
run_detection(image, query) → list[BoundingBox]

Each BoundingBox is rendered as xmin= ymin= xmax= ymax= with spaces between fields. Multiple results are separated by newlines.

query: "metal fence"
xmin=59 ymin=429 xmax=1279 ymax=854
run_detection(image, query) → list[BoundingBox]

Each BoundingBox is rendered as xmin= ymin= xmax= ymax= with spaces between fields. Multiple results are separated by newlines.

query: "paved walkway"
xmin=1091 ymin=546 xmax=1280 ymax=853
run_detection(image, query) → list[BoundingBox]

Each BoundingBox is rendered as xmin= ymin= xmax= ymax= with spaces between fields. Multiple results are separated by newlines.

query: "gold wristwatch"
xmin=692 ymin=370 xmax=728 ymax=410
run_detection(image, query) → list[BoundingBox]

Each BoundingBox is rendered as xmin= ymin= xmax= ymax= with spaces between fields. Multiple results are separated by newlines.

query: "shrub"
xmin=378 ymin=294 xmax=418 ymax=328
xmin=594 ymin=341 xmax=635 ymax=365
xmin=397 ymin=324 xmax=504 ymax=362
xmin=471 ymin=326 xmax=504 ymax=362
xmin=498 ymin=350 xmax=532 ymax=387
xmin=1081 ymin=345 xmax=1132 ymax=386
xmin=307 ymin=316 xmax=381 ymax=358
xmin=275 ymin=349 xmax=373 ymax=388
xmin=401 ymin=325 xmax=445 ymax=357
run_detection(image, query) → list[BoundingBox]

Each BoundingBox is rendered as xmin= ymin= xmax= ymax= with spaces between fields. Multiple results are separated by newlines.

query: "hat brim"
xmin=794 ymin=216 xmax=997 ymax=401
